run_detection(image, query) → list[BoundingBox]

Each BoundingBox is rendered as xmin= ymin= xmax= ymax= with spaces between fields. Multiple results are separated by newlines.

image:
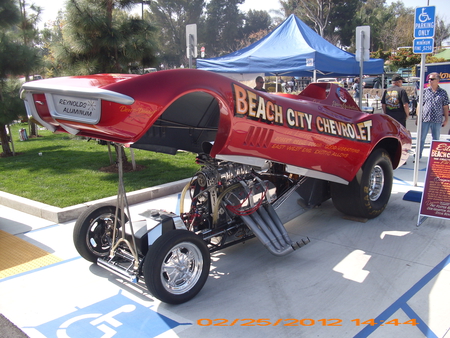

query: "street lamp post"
xmin=141 ymin=0 xmax=151 ymax=19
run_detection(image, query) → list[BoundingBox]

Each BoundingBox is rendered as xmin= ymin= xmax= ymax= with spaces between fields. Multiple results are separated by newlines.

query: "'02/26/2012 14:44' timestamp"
xmin=197 ymin=318 xmax=419 ymax=327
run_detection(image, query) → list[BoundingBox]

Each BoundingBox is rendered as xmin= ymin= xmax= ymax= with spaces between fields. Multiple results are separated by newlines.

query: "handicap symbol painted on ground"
xmin=29 ymin=292 xmax=191 ymax=338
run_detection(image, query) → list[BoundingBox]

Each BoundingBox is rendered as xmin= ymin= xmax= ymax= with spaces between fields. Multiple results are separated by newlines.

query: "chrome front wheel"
xmin=144 ymin=230 xmax=210 ymax=304
xmin=160 ymin=242 xmax=204 ymax=295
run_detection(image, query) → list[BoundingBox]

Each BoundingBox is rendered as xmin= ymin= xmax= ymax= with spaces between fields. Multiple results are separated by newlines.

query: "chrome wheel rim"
xmin=87 ymin=213 xmax=116 ymax=255
xmin=160 ymin=242 xmax=203 ymax=295
xmin=369 ymin=165 xmax=384 ymax=201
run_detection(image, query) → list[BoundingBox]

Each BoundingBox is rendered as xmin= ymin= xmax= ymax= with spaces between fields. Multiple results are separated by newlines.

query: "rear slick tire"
xmin=330 ymin=149 xmax=393 ymax=219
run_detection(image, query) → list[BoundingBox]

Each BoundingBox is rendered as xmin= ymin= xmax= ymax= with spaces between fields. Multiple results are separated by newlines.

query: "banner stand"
xmin=416 ymin=140 xmax=450 ymax=226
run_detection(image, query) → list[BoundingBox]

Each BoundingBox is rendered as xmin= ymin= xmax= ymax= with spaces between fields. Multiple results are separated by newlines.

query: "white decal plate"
xmin=51 ymin=94 xmax=101 ymax=124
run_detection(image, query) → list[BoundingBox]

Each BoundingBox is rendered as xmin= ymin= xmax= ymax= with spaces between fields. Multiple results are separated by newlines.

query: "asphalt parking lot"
xmin=1 ymin=121 xmax=450 ymax=338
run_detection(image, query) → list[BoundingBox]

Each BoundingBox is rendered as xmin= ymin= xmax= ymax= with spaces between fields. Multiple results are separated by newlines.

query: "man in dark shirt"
xmin=381 ymin=74 xmax=409 ymax=127
xmin=254 ymin=76 xmax=267 ymax=92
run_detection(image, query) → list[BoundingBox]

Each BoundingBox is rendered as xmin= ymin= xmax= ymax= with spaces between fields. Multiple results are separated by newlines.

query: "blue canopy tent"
xmin=197 ymin=14 xmax=384 ymax=78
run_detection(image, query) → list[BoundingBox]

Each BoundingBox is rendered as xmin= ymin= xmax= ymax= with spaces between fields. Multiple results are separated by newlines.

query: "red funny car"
xmin=21 ymin=69 xmax=411 ymax=303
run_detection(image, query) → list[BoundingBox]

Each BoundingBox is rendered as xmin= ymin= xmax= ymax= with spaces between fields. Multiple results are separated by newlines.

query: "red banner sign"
xmin=418 ymin=140 xmax=450 ymax=225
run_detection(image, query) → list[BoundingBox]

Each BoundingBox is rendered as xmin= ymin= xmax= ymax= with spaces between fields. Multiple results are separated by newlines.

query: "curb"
xmin=0 ymin=178 xmax=190 ymax=223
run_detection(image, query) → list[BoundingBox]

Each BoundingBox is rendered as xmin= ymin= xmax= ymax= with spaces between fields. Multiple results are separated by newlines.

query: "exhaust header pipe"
xmin=241 ymin=204 xmax=309 ymax=256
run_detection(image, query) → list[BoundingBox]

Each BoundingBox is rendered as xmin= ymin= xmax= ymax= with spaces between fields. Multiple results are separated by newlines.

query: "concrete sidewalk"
xmin=1 ymin=133 xmax=450 ymax=337
xmin=1 ymin=114 xmax=450 ymax=338
xmin=1 ymin=155 xmax=449 ymax=338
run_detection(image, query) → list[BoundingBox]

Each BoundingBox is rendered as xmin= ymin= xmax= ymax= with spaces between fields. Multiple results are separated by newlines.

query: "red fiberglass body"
xmin=21 ymin=69 xmax=411 ymax=185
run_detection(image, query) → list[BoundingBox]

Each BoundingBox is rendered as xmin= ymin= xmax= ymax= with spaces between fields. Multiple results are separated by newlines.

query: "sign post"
xmin=355 ymin=26 xmax=370 ymax=108
xmin=412 ymin=6 xmax=435 ymax=187
xmin=186 ymin=24 xmax=197 ymax=69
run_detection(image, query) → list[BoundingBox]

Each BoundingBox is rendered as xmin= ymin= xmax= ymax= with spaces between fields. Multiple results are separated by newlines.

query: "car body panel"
xmin=21 ymin=69 xmax=411 ymax=185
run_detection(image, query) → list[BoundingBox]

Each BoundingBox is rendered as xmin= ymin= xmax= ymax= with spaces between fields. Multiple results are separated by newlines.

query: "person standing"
xmin=352 ymin=78 xmax=360 ymax=100
xmin=417 ymin=72 xmax=449 ymax=159
xmin=381 ymin=74 xmax=409 ymax=127
xmin=254 ymin=76 xmax=267 ymax=92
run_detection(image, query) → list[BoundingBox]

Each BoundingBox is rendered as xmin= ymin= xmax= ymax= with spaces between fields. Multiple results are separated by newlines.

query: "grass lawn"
xmin=0 ymin=123 xmax=200 ymax=208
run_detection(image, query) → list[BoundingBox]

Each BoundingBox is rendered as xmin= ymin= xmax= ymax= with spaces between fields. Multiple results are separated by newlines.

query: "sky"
xmin=239 ymin=0 xmax=446 ymax=14
xmin=32 ymin=0 xmax=448 ymax=34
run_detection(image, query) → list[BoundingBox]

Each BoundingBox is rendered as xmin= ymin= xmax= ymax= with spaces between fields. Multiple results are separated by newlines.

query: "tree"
xmin=370 ymin=48 xmax=391 ymax=61
xmin=228 ymin=9 xmax=273 ymax=52
xmin=18 ymin=0 xmax=42 ymax=137
xmin=382 ymin=2 xmax=414 ymax=49
xmin=0 ymin=79 xmax=25 ymax=154
xmin=279 ymin=0 xmax=333 ymax=38
xmin=355 ymin=1 xmax=415 ymax=51
xmin=0 ymin=0 xmax=40 ymax=156
xmin=327 ymin=0 xmax=362 ymax=47
xmin=202 ymin=0 xmax=245 ymax=57
xmin=355 ymin=0 xmax=393 ymax=51
xmin=39 ymin=10 xmax=66 ymax=78
xmin=279 ymin=0 xmax=300 ymax=18
xmin=242 ymin=9 xmax=272 ymax=36
xmin=235 ymin=28 xmax=270 ymax=51
xmin=46 ymin=0 xmax=159 ymax=166
xmin=0 ymin=0 xmax=20 ymax=26
xmin=147 ymin=0 xmax=204 ymax=69
xmin=435 ymin=16 xmax=450 ymax=49
xmin=54 ymin=0 xmax=158 ymax=74
xmin=278 ymin=0 xmax=363 ymax=47
xmin=388 ymin=47 xmax=421 ymax=69
xmin=390 ymin=10 xmax=414 ymax=48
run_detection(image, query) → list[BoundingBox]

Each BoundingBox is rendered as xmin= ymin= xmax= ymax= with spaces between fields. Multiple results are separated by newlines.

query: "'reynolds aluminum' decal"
xmin=51 ymin=94 xmax=101 ymax=124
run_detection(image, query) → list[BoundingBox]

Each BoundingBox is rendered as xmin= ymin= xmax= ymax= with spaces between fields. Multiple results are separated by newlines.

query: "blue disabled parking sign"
xmin=414 ymin=38 xmax=434 ymax=54
xmin=414 ymin=6 xmax=435 ymax=38
xmin=413 ymin=6 xmax=435 ymax=54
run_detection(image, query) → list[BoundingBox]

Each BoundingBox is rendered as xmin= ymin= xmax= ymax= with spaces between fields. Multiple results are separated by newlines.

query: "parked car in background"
xmin=398 ymin=67 xmax=413 ymax=79
xmin=362 ymin=76 xmax=383 ymax=89
xmin=19 ymin=75 xmax=43 ymax=82
xmin=143 ymin=67 xmax=157 ymax=74
xmin=316 ymin=78 xmax=344 ymax=87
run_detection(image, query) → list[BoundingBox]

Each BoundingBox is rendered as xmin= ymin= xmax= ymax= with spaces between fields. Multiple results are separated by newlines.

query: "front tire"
xmin=331 ymin=149 xmax=393 ymax=219
xmin=73 ymin=204 xmax=128 ymax=263
xmin=143 ymin=230 xmax=210 ymax=304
